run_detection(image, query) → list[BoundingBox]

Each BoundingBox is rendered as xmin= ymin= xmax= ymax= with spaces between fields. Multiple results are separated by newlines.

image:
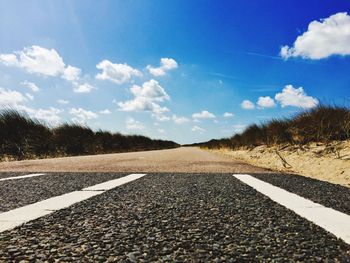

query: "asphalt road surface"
xmin=0 ymin=147 xmax=269 ymax=173
xmin=0 ymin=148 xmax=349 ymax=261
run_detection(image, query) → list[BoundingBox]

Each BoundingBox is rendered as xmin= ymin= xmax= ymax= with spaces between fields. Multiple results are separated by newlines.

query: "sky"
xmin=0 ymin=0 xmax=349 ymax=144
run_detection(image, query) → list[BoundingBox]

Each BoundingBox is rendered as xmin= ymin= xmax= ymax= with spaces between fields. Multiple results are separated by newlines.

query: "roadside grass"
xmin=195 ymin=105 xmax=350 ymax=150
xmin=0 ymin=109 xmax=179 ymax=161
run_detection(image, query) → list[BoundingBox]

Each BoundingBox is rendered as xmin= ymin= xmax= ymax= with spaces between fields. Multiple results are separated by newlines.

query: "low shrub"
xmin=192 ymin=105 xmax=350 ymax=149
xmin=0 ymin=109 xmax=179 ymax=160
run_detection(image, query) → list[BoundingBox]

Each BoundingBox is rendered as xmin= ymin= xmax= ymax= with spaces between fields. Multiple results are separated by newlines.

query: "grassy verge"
xmin=0 ymin=109 xmax=179 ymax=161
xmin=193 ymin=105 xmax=350 ymax=149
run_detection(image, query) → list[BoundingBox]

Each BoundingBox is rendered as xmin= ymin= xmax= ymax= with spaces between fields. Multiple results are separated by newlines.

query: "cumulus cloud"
xmin=0 ymin=54 xmax=18 ymax=66
xmin=73 ymin=83 xmax=95 ymax=93
xmin=241 ymin=100 xmax=255 ymax=110
xmin=257 ymin=96 xmax=276 ymax=108
xmin=172 ymin=114 xmax=190 ymax=124
xmin=19 ymin=106 xmax=62 ymax=124
xmin=192 ymin=110 xmax=216 ymax=120
xmin=130 ymin=79 xmax=169 ymax=102
xmin=275 ymin=85 xmax=319 ymax=109
xmin=62 ymin=65 xmax=81 ymax=82
xmin=0 ymin=87 xmax=63 ymax=124
xmin=0 ymin=87 xmax=27 ymax=106
xmin=96 ymin=60 xmax=142 ymax=84
xmin=0 ymin=45 xmax=90 ymax=91
xmin=21 ymin=80 xmax=39 ymax=92
xmin=192 ymin=125 xmax=206 ymax=133
xmin=147 ymin=58 xmax=178 ymax=77
xmin=118 ymin=97 xmax=169 ymax=113
xmin=0 ymin=45 xmax=65 ymax=76
xmin=57 ymin=99 xmax=69 ymax=104
xmin=280 ymin=12 xmax=350 ymax=59
xmin=69 ymin=108 xmax=98 ymax=123
xmin=125 ymin=117 xmax=145 ymax=130
xmin=118 ymin=79 xmax=170 ymax=118
xmin=223 ymin=112 xmax=234 ymax=118
xmin=99 ymin=109 xmax=111 ymax=114
xmin=152 ymin=113 xmax=171 ymax=121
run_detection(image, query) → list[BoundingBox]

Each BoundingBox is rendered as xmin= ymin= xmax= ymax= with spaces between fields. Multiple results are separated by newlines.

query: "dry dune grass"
xmin=197 ymin=105 xmax=350 ymax=149
xmin=196 ymin=105 xmax=350 ymax=187
xmin=0 ymin=109 xmax=178 ymax=161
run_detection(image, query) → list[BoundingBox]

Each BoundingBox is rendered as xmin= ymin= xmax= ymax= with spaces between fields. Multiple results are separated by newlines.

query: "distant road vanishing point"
xmin=0 ymin=147 xmax=268 ymax=173
xmin=0 ymin=147 xmax=349 ymax=261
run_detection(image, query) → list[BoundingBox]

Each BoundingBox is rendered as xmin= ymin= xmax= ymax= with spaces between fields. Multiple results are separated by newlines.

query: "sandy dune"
xmin=210 ymin=140 xmax=350 ymax=187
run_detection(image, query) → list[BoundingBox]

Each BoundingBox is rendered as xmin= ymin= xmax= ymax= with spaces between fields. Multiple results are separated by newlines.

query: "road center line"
xmin=0 ymin=173 xmax=146 ymax=233
xmin=233 ymin=174 xmax=350 ymax=244
xmin=0 ymin=173 xmax=46 ymax=181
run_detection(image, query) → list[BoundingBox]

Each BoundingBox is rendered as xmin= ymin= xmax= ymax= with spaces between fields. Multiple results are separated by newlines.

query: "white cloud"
xmin=257 ymin=96 xmax=276 ymax=108
xmin=0 ymin=45 xmax=84 ymax=86
xmin=0 ymin=54 xmax=18 ymax=66
xmin=130 ymin=79 xmax=169 ymax=102
xmin=223 ymin=112 xmax=234 ymax=118
xmin=275 ymin=85 xmax=319 ymax=109
xmin=0 ymin=87 xmax=27 ymax=106
xmin=192 ymin=125 xmax=206 ymax=133
xmin=19 ymin=106 xmax=62 ymax=125
xmin=0 ymin=87 xmax=62 ymax=124
xmin=172 ymin=114 xmax=190 ymax=124
xmin=99 ymin=109 xmax=111 ymax=114
xmin=73 ymin=83 xmax=95 ymax=93
xmin=57 ymin=99 xmax=69 ymax=104
xmin=152 ymin=113 xmax=171 ymax=121
xmin=118 ymin=96 xmax=169 ymax=113
xmin=232 ymin=124 xmax=247 ymax=134
xmin=69 ymin=108 xmax=98 ymax=123
xmin=125 ymin=117 xmax=144 ymax=130
xmin=147 ymin=58 xmax=178 ymax=77
xmin=241 ymin=100 xmax=255 ymax=110
xmin=280 ymin=12 xmax=350 ymax=59
xmin=21 ymin=80 xmax=39 ymax=92
xmin=96 ymin=60 xmax=142 ymax=84
xmin=62 ymin=65 xmax=81 ymax=81
xmin=192 ymin=110 xmax=216 ymax=120
xmin=0 ymin=45 xmax=66 ymax=76
xmin=118 ymin=79 xmax=170 ymax=117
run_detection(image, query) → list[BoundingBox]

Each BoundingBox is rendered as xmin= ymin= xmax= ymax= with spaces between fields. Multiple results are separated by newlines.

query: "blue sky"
xmin=0 ymin=0 xmax=349 ymax=144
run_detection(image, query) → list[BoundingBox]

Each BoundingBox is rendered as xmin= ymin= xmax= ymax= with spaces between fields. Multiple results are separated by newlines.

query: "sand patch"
xmin=209 ymin=140 xmax=350 ymax=187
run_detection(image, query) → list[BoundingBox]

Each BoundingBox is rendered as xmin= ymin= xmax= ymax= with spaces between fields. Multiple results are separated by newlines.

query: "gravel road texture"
xmin=1 ymin=173 xmax=349 ymax=262
xmin=0 ymin=173 xmax=126 ymax=213
xmin=0 ymin=147 xmax=269 ymax=174
xmin=253 ymin=173 xmax=350 ymax=215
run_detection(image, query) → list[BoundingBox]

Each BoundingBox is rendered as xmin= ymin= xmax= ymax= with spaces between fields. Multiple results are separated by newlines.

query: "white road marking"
xmin=0 ymin=173 xmax=45 ymax=181
xmin=233 ymin=174 xmax=350 ymax=245
xmin=82 ymin=173 xmax=145 ymax=191
xmin=0 ymin=173 xmax=146 ymax=233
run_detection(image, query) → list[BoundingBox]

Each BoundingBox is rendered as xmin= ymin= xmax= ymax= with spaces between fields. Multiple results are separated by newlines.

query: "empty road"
xmin=0 ymin=147 xmax=268 ymax=173
xmin=0 ymin=147 xmax=349 ymax=261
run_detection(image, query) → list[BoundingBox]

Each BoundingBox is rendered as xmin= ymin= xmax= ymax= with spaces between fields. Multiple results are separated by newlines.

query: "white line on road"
xmin=233 ymin=174 xmax=350 ymax=245
xmin=0 ymin=173 xmax=146 ymax=233
xmin=82 ymin=174 xmax=145 ymax=191
xmin=0 ymin=173 xmax=46 ymax=181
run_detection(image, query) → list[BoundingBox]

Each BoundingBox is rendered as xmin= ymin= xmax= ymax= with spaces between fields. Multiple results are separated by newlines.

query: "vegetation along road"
xmin=0 ymin=147 xmax=349 ymax=261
